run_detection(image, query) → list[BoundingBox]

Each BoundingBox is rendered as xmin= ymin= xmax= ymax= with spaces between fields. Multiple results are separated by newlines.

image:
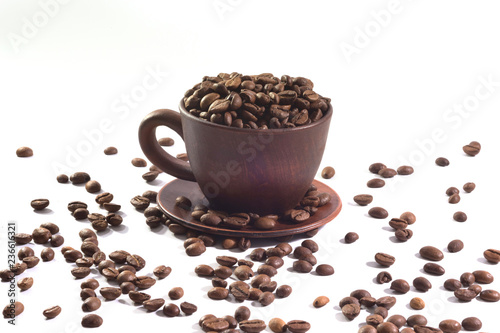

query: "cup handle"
xmin=138 ymin=109 xmax=196 ymax=181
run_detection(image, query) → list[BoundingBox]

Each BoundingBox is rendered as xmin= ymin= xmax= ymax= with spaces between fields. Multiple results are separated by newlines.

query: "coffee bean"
xmin=473 ymin=270 xmax=494 ymax=284
xmin=132 ymin=158 xmax=147 ymax=167
xmin=258 ymin=291 xmax=275 ymax=306
xmin=446 ymin=187 xmax=459 ymax=196
xmin=376 ymin=271 xmax=392 ymax=284
xmin=265 ymin=256 xmax=284 ymax=269
xmin=195 ymin=264 xmax=214 ymax=277
xmin=82 ymin=297 xmax=101 ymax=312
xmin=419 ymin=246 xmax=444 ymax=261
xmin=301 ymin=240 xmax=318 ymax=253
xmin=234 ymin=265 xmax=254 ymax=281
xmin=443 ymin=279 xmax=462 ymax=291
xmin=85 ymin=180 xmax=101 ymax=193
xmin=369 ymin=162 xmax=386 ymax=174
xmin=407 ymin=314 xmax=428 ymax=327
xmin=14 ymin=233 xmax=32 ymax=245
xmin=344 ymin=232 xmax=359 ymax=244
xmin=463 ymin=141 xmax=481 ymax=156
xmin=468 ymin=284 xmax=482 ymax=295
xmin=214 ymin=265 xmax=233 ymax=279
xmin=103 ymin=146 xmax=117 ymax=155
xmin=483 ymin=248 xmax=500 ymax=263
xmin=313 ymin=296 xmax=329 ymax=308
xmin=315 ymin=264 xmax=334 ymax=276
xmin=287 ymin=320 xmax=310 ymax=333
xmin=10 ymin=262 xmax=27 ymax=276
xmin=116 ymin=270 xmax=136 ymax=284
xmin=395 ymin=229 xmax=413 ymax=242
xmin=368 ymin=207 xmax=388 ymax=219
xmin=142 ymin=298 xmax=165 ymax=312
xmin=92 ymin=252 xmax=106 ymax=265
xmin=454 ymin=288 xmax=476 ymax=301
xmin=448 ymin=193 xmax=460 ymax=204
xmin=438 ymin=319 xmax=461 ymax=333
xmin=400 ymin=211 xmax=416 ymax=224
xmin=186 ymin=242 xmax=206 ymax=256
xmin=32 ymin=227 xmax=51 ymax=244
xmin=268 ymin=318 xmax=286 ymax=333
xmin=446 ymin=239 xmax=463 ymax=253
xmin=239 ymin=319 xmax=266 ymax=332
xmin=339 ymin=296 xmax=359 ymax=308
xmin=31 ymin=199 xmax=49 ymax=211
xmin=378 ymin=168 xmax=397 ymax=178
xmin=208 ymin=287 xmax=229 ymax=300
xmin=341 ymin=303 xmax=360 ymax=320
xmin=130 ymin=195 xmax=150 ymax=210
xmin=397 ymin=165 xmax=414 ymax=175
xmin=366 ymin=314 xmax=384 ymax=327
xmin=40 ymin=248 xmax=54 ymax=262
xmin=461 ymin=317 xmax=482 ymax=331
xmin=387 ymin=314 xmax=406 ymax=328
xmin=390 ymin=279 xmax=410 ymax=294
xmin=321 ymin=166 xmax=335 ymax=179
xmin=179 ymin=301 xmax=197 ymax=315
xmin=81 ymin=314 xmax=102 ymax=328
xmin=129 ymin=291 xmax=151 ymax=304
xmin=70 ymin=172 xmax=91 ymax=184
xmin=17 ymin=277 xmax=33 ymax=291
xmin=76 ymin=257 xmax=94 ymax=268
xmin=377 ymin=322 xmax=399 ymax=333
xmin=435 ymin=157 xmax=450 ymax=166
xmin=373 ymin=306 xmax=388 ymax=319
xmin=16 ymin=146 xmax=33 ymax=157
xmin=174 ymin=196 xmax=191 ymax=210
xmin=375 ymin=296 xmax=396 ymax=310
xmin=153 ymin=265 xmax=171 ymax=279
xmin=126 ymin=254 xmax=145 ymax=270
xmin=353 ymin=194 xmax=373 ymax=206
xmin=120 ymin=282 xmax=136 ymax=294
xmin=18 ymin=247 xmax=34 ymax=260
xmin=367 ymin=178 xmax=385 ymax=188
xmin=276 ymin=285 xmax=292 ymax=298
xmin=293 ymin=260 xmax=313 ymax=273
xmin=479 ymin=289 xmax=500 ymax=302
xmin=389 ymin=218 xmax=408 ymax=230
xmin=254 ymin=217 xmax=276 ymax=230
xmin=413 ymin=277 xmax=432 ymax=292
xmin=424 ymin=263 xmax=445 ymax=276
xmin=375 ymin=253 xmax=395 ymax=267
xmin=359 ymin=325 xmax=377 ymax=333
xmin=350 ymin=289 xmax=371 ymax=300
xmin=409 ymin=297 xmax=425 ymax=310
xmin=99 ymin=287 xmax=122 ymax=300
xmin=135 ymin=276 xmax=156 ymax=289
xmin=42 ymin=305 xmax=61 ymax=319
xmin=49 ymin=234 xmax=64 ymax=247
xmin=158 ymin=137 xmax=174 ymax=146
xmin=22 ymin=256 xmax=39 ymax=268
xmin=460 ymin=272 xmax=475 ymax=287
xmin=463 ymin=182 xmax=476 ymax=193
xmin=55 ymin=173 xmax=69 ymax=184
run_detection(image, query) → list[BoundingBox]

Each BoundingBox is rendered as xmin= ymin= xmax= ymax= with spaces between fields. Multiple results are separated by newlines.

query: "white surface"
xmin=1 ymin=0 xmax=500 ymax=332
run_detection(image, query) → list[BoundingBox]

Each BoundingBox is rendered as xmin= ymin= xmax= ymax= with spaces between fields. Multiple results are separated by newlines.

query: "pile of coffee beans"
xmin=183 ymin=73 xmax=330 ymax=129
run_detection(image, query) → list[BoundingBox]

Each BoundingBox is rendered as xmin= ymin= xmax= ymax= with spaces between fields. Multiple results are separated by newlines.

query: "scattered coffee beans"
xmin=463 ymin=141 xmax=481 ymax=156
xmin=81 ymin=314 xmax=103 ymax=328
xmin=435 ymin=157 xmax=450 ymax=166
xmin=344 ymin=232 xmax=359 ymax=244
xmin=453 ymin=211 xmax=467 ymax=222
xmin=368 ymin=207 xmax=388 ymax=219
xmin=353 ymin=194 xmax=373 ymax=206
xmin=31 ymin=199 xmax=49 ymax=211
xmin=410 ymin=297 xmax=425 ymax=310
xmin=42 ymin=306 xmax=61 ymax=319
xmin=463 ymin=182 xmax=476 ymax=193
xmin=397 ymin=165 xmax=414 ymax=175
xmin=461 ymin=317 xmax=482 ymax=331
xmin=367 ymin=178 xmax=385 ymax=188
xmin=376 ymin=271 xmax=392 ymax=284
xmin=313 ymin=296 xmax=329 ymax=308
xmin=321 ymin=166 xmax=335 ymax=179
xmin=483 ymin=249 xmax=500 ymax=263
xmin=375 ymin=253 xmax=395 ymax=267
xmin=419 ymin=246 xmax=444 ymax=261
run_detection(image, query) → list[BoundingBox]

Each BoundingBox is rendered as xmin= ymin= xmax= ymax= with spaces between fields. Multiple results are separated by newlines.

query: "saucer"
xmin=157 ymin=179 xmax=342 ymax=238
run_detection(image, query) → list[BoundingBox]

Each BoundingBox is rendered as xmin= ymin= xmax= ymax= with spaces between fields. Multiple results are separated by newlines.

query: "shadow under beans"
xmin=335 ymin=312 xmax=350 ymax=322
xmin=447 ymin=296 xmax=461 ymax=303
xmin=381 ymin=226 xmax=393 ymax=232
xmin=148 ymin=225 xmax=168 ymax=235
xmin=33 ymin=209 xmax=54 ymax=215
xmin=366 ymin=261 xmax=383 ymax=268
xmin=477 ymin=257 xmax=496 ymax=265
xmin=146 ymin=179 xmax=164 ymax=187
xmin=388 ymin=236 xmax=400 ymax=243
xmin=414 ymin=253 xmax=423 ymax=259
xmin=110 ymin=225 xmax=129 ymax=234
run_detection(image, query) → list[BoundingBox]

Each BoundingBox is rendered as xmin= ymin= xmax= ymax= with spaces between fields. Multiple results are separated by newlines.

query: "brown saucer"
xmin=157 ymin=179 xmax=342 ymax=238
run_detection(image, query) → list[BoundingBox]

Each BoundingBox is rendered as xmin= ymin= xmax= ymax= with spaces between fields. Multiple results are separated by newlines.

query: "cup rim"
xmin=178 ymin=99 xmax=332 ymax=133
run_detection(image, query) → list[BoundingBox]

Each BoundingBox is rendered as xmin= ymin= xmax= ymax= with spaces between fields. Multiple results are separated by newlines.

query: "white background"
xmin=1 ymin=0 xmax=500 ymax=332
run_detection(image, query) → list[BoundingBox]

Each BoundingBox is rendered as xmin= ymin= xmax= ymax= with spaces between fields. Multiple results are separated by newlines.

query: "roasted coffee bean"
xmin=234 ymin=265 xmax=254 ymax=281
xmin=377 ymin=322 xmax=399 ymax=333
xmin=353 ymin=194 xmax=373 ymax=206
xmin=350 ymin=290 xmax=372 ymax=300
xmin=452 ymin=211 xmax=467 ymax=222
xmin=254 ymin=217 xmax=276 ymax=230
xmin=208 ymin=287 xmax=229 ymax=300
xmin=376 ymin=271 xmax=392 ymax=284
xmin=389 ymin=218 xmax=408 ymax=230
xmin=215 ymin=265 xmax=233 ymax=279
xmin=391 ymin=279 xmax=410 ymax=294
xmin=293 ymin=260 xmax=313 ymax=273
xmin=141 ymin=190 xmax=157 ymax=203
xmin=435 ymin=157 xmax=450 ymax=166
xmin=463 ymin=182 xmax=476 ymax=193
xmin=195 ymin=264 xmax=214 ymax=277
xmin=468 ymin=284 xmax=482 ymax=295
xmin=444 ymin=279 xmax=462 ymax=291
xmin=249 ymin=248 xmax=266 ymax=261
xmin=32 ymin=227 xmax=51 ymax=244
xmin=419 ymin=246 xmax=444 ymax=261
xmin=448 ymin=194 xmax=460 ymax=204
xmin=81 ymin=279 xmax=99 ymax=290
xmin=31 ymin=198 xmax=49 ymax=210
xmin=359 ymin=325 xmax=378 ymax=333
xmin=101 ymin=267 xmax=119 ymax=280
xmin=76 ymin=257 xmax=94 ymax=268
xmin=95 ymin=192 xmax=113 ymax=205
xmin=85 ymin=180 xmax=101 ymax=193
xmin=22 ymin=256 xmax=39 ymax=268
xmin=82 ymin=297 xmax=101 ymax=312
xmin=142 ymin=171 xmax=159 ymax=182
xmin=447 ymin=239 xmax=464 ymax=253
xmin=259 ymin=281 xmax=277 ymax=292
xmin=375 ymin=253 xmax=395 ymax=267
xmin=81 ymin=242 xmax=99 ymax=257
xmin=369 ymin=207 xmax=388 ymax=219
xmin=141 ymin=298 xmax=165 ymax=312
xmin=163 ymin=303 xmax=181 ymax=317
xmin=258 ymin=291 xmax=275 ymax=306
xmin=276 ymin=285 xmax=292 ymax=298
xmin=120 ymin=282 xmax=135 ymax=294
xmin=339 ymin=296 xmax=359 ymax=308
xmin=70 ymin=172 xmax=91 ymax=184
xmin=234 ymin=306 xmax=251 ymax=322
xmin=301 ymin=240 xmax=318 ymax=253
xmin=158 ymin=137 xmax=174 ymax=146
xmin=126 ymin=254 xmax=146 ymax=270
xmin=42 ymin=305 xmax=61 ymax=319
xmin=366 ymin=314 xmax=385 ymax=327
xmin=454 ymin=288 xmax=476 ymax=301
xmin=344 ymin=232 xmax=359 ymax=243
xmin=321 ymin=166 xmax=335 ymax=179
xmin=64 ymin=249 xmax=83 ymax=262
xmin=117 ymin=270 xmax=136 ymax=284
xmin=375 ymin=296 xmax=396 ymax=310
xmin=395 ymin=229 xmax=413 ymax=242
xmin=373 ymin=306 xmax=388 ymax=319
xmin=463 ymin=141 xmax=481 ymax=156
xmin=315 ymin=264 xmax=334 ymax=276
xmin=152 ymin=265 xmax=171 ymax=279
xmin=103 ymin=146 xmax=118 ymax=155
xmin=286 ymin=320 xmax=310 ymax=333
xmin=238 ymin=259 xmax=254 ymax=268
xmin=18 ymin=247 xmax=34 ymax=260
xmin=460 ymin=272 xmax=475 ymax=287
xmin=49 ymin=234 xmax=64 ymax=247
xmin=473 ymin=270 xmax=494 ymax=284
xmin=81 ymin=314 xmax=103 ymax=328
xmin=369 ymin=162 xmax=386 ymax=174
xmin=251 ymin=274 xmax=271 ymax=288
xmin=378 ymin=168 xmax=397 ymax=178
xmin=266 ymin=247 xmax=286 ymax=258
xmin=129 ymin=291 xmax=151 ymax=304
xmin=439 ymin=320 xmax=461 ymax=333
xmin=341 ymin=303 xmax=360 ymax=320
xmin=39 ymin=248 xmax=54 ymax=262
xmin=413 ymin=277 xmax=432 ymax=292
xmin=73 ymin=208 xmax=89 ymax=220
xmin=461 ymin=317 xmax=482 ymax=331
xmin=410 ymin=297 xmax=425 ymax=310
xmin=2 ymin=301 xmax=23 ymax=318
xmin=399 ymin=212 xmax=416 ymax=225
xmin=135 ymin=276 xmax=156 ymax=289
xmin=131 ymin=158 xmax=147 ymax=167
xmin=479 ymin=289 xmax=500 ymax=302
xmin=179 ymin=301 xmax=197 ymax=315
xmin=367 ymin=178 xmax=385 ymax=188
xmin=11 ymin=262 xmax=28 ymax=275
xmin=407 ymin=314 xmax=428 ymax=327
xmin=265 ymin=256 xmax=284 ymax=269
xmin=17 ymin=277 xmax=33 ymax=291
xmin=424 ymin=263 xmax=445 ymax=275
xmin=167 ymin=287 xmax=184 ymax=300
xmin=397 ymin=165 xmax=414 ymax=175
xmin=186 ymin=242 xmax=206 ymax=256
xmin=387 ymin=314 xmax=406 ymax=328
xmin=130 ymin=195 xmax=150 ymax=210
xmin=109 ymin=250 xmax=129 ymax=264
xmin=14 ymin=233 xmax=32 ymax=245
xmin=92 ymin=251 xmax=106 ymax=265
xmin=483 ymin=248 xmax=500 ymax=263
xmin=313 ymin=296 xmax=329 ymax=308
xmin=68 ymin=201 xmax=88 ymax=213
xmin=40 ymin=222 xmax=59 ymax=234
xmin=174 ymin=196 xmax=191 ymax=210
xmin=16 ymin=146 xmax=33 ymax=157
xmin=100 ymin=287 xmax=122 ymax=300
xmin=81 ymin=288 xmax=98 ymax=300
xmin=294 ymin=246 xmax=313 ymax=260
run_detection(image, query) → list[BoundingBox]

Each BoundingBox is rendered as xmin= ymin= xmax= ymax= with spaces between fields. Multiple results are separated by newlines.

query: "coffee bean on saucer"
xmin=132 ymin=158 xmax=147 ymax=167
xmin=16 ymin=146 xmax=33 ymax=157
xmin=435 ymin=157 xmax=449 ymax=166
xmin=175 ymin=196 xmax=191 ymax=209
xmin=321 ymin=166 xmax=335 ymax=179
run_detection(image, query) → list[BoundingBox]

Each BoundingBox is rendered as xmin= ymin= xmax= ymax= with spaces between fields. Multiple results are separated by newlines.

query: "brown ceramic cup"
xmin=138 ymin=101 xmax=332 ymax=215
